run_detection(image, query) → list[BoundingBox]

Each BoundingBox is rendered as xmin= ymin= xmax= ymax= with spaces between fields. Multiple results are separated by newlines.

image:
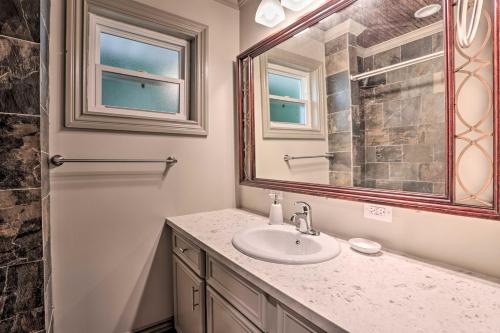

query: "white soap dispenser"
xmin=268 ymin=191 xmax=283 ymax=225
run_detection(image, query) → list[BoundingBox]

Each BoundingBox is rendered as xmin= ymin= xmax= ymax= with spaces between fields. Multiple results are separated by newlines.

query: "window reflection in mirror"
xmin=253 ymin=0 xmax=446 ymax=195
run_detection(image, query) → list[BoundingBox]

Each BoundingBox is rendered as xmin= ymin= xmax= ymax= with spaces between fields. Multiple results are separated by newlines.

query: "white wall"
xmin=238 ymin=0 xmax=500 ymax=279
xmin=49 ymin=0 xmax=239 ymax=332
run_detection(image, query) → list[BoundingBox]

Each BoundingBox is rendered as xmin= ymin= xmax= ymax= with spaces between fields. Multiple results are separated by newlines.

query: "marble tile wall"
xmin=0 ymin=0 xmax=52 ymax=332
xmin=359 ymin=32 xmax=445 ymax=194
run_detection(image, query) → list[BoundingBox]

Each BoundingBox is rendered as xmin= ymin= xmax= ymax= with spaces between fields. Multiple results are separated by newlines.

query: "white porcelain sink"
xmin=232 ymin=224 xmax=341 ymax=264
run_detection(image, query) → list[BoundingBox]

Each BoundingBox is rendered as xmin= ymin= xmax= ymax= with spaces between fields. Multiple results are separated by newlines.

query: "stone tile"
xmin=362 ymin=56 xmax=373 ymax=72
xmin=387 ymin=67 xmax=408 ymax=84
xmin=328 ymin=132 xmax=351 ymax=152
xmin=375 ymin=180 xmax=402 ymax=191
xmin=433 ymin=143 xmax=445 ymax=161
xmin=366 ymin=129 xmax=389 ymax=146
xmin=401 ymin=97 xmax=421 ymax=126
xmin=403 ymin=144 xmax=433 ymax=163
xmin=383 ymin=100 xmax=401 ymax=128
xmin=389 ymin=163 xmax=419 ymax=181
xmin=365 ymin=104 xmax=383 ymax=130
xmin=433 ymin=182 xmax=446 ymax=195
xmin=0 ymin=0 xmax=40 ymax=42
xmin=348 ymin=46 xmax=358 ymax=74
xmin=356 ymin=56 xmax=363 ymax=74
xmin=329 ymin=171 xmax=352 ymax=187
xmin=351 ymin=83 xmax=360 ymax=106
xmin=0 ymin=306 xmax=44 ymax=332
xmin=401 ymin=74 xmax=434 ymax=99
xmin=0 ymin=37 xmax=40 ymax=115
xmin=374 ymin=47 xmax=401 ymax=69
xmin=373 ymin=83 xmax=401 ymax=101
xmin=0 ymin=190 xmax=42 ymax=267
xmin=432 ymin=32 xmax=444 ymax=52
xmin=417 ymin=123 xmax=445 ymax=144
xmin=353 ymin=166 xmax=363 ymax=187
xmin=0 ymin=114 xmax=41 ymax=189
xmin=433 ymin=72 xmax=445 ymax=94
xmin=0 ymin=261 xmax=44 ymax=320
xmin=419 ymin=162 xmax=445 ymax=182
xmin=329 ymin=152 xmax=352 ymax=172
xmin=328 ymin=110 xmax=351 ymax=133
xmin=365 ymin=163 xmax=389 ymax=179
xmin=348 ymin=33 xmax=357 ymax=46
xmin=408 ymin=59 xmax=435 ymax=78
xmin=326 ymin=49 xmax=348 ymax=76
xmin=326 ymin=71 xmax=350 ymax=95
xmin=365 ymin=146 xmax=377 ymax=162
xmin=419 ymin=93 xmax=445 ymax=124
xmin=389 ymin=126 xmax=417 ymax=145
xmin=375 ymin=146 xmax=402 ymax=162
xmin=351 ymin=105 xmax=364 ymax=133
xmin=352 ymin=134 xmax=365 ymax=166
xmin=359 ymin=74 xmax=386 ymax=89
xmin=402 ymin=181 xmax=433 ymax=193
xmin=401 ymin=36 xmax=432 ymax=61
xmin=327 ymin=90 xmax=350 ymax=113
xmin=325 ymin=35 xmax=347 ymax=56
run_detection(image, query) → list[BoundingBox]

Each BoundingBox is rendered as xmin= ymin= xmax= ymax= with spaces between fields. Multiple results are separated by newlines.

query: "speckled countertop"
xmin=166 ymin=209 xmax=500 ymax=333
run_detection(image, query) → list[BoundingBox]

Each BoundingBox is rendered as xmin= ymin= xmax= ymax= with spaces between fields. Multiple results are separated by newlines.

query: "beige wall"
xmin=49 ymin=0 xmax=239 ymax=332
xmin=238 ymin=0 xmax=500 ymax=279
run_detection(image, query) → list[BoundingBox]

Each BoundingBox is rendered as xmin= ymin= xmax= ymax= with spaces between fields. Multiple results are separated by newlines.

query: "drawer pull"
xmin=178 ymin=247 xmax=189 ymax=253
xmin=192 ymin=286 xmax=200 ymax=311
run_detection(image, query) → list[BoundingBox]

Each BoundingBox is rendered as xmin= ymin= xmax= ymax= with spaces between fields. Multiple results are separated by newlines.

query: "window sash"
xmin=87 ymin=13 xmax=189 ymax=120
xmin=266 ymin=64 xmax=312 ymax=129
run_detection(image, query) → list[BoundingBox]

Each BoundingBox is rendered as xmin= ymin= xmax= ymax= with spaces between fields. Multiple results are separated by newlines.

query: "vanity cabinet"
xmin=172 ymin=230 xmax=328 ymax=333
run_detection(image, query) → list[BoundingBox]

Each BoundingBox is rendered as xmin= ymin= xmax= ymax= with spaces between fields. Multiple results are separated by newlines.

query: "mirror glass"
xmin=252 ymin=0 xmax=446 ymax=194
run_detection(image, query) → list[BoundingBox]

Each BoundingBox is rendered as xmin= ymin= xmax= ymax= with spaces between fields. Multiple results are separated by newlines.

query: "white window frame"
xmin=267 ymin=63 xmax=312 ymax=130
xmin=87 ymin=13 xmax=188 ymax=121
xmin=259 ymin=50 xmax=326 ymax=140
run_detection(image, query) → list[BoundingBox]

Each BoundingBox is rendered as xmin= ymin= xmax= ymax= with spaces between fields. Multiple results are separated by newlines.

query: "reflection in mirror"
xmin=253 ymin=0 xmax=446 ymax=195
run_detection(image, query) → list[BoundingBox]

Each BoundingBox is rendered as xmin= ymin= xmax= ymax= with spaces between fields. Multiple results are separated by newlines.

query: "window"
xmin=88 ymin=15 xmax=188 ymax=120
xmin=267 ymin=65 xmax=311 ymax=127
xmin=259 ymin=50 xmax=326 ymax=139
xmin=66 ymin=0 xmax=208 ymax=135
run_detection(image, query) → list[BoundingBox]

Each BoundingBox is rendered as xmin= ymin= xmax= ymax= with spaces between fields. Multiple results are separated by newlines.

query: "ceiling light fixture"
xmin=255 ymin=0 xmax=286 ymax=28
xmin=414 ymin=4 xmax=442 ymax=19
xmin=281 ymin=0 xmax=316 ymax=12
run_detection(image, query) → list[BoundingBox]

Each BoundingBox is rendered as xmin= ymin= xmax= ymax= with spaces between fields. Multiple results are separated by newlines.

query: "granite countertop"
xmin=166 ymin=208 xmax=500 ymax=333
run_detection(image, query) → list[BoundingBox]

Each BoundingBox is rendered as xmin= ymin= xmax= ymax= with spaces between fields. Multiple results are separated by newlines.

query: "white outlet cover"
xmin=364 ymin=203 xmax=392 ymax=222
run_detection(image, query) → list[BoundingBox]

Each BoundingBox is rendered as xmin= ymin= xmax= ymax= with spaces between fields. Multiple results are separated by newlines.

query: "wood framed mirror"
xmin=237 ymin=0 xmax=500 ymax=219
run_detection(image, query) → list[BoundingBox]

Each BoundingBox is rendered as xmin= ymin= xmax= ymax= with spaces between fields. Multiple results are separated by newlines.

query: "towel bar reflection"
xmin=50 ymin=154 xmax=178 ymax=167
xmin=284 ymin=153 xmax=334 ymax=162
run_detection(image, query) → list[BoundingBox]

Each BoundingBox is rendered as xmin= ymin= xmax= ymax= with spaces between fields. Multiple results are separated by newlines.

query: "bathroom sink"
xmin=232 ymin=224 xmax=340 ymax=264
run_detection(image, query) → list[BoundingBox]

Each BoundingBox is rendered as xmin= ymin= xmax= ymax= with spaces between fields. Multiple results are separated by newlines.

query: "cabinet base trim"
xmin=132 ymin=317 xmax=174 ymax=333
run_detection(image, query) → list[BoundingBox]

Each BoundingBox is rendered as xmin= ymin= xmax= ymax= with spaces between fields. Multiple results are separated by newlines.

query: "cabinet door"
xmin=173 ymin=255 xmax=205 ymax=333
xmin=207 ymin=286 xmax=261 ymax=333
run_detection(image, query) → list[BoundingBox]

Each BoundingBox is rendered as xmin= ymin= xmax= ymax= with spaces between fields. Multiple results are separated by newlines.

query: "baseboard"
xmin=133 ymin=317 xmax=174 ymax=333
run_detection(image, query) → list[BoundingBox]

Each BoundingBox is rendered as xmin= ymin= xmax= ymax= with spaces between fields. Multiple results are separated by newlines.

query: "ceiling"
xmin=315 ymin=0 xmax=443 ymax=48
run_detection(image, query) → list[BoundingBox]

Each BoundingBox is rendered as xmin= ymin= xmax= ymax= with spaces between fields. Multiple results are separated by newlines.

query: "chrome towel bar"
xmin=284 ymin=153 xmax=334 ymax=162
xmin=50 ymin=154 xmax=178 ymax=167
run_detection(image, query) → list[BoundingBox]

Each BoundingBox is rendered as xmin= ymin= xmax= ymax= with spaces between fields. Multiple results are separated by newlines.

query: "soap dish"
xmin=348 ymin=238 xmax=381 ymax=254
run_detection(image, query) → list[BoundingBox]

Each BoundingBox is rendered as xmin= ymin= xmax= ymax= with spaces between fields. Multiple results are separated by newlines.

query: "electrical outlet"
xmin=364 ymin=203 xmax=392 ymax=222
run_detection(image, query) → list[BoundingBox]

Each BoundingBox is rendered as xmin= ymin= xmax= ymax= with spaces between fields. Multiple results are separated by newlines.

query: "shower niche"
xmin=238 ymin=0 xmax=500 ymax=219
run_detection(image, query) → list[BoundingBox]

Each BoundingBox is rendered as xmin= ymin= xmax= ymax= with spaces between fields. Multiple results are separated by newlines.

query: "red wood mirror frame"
xmin=237 ymin=0 xmax=500 ymax=220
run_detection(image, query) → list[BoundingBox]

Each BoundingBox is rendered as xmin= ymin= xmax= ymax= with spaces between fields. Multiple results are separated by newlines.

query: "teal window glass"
xmin=102 ymin=72 xmax=180 ymax=113
xmin=100 ymin=32 xmax=180 ymax=78
xmin=269 ymin=99 xmax=306 ymax=124
xmin=268 ymin=72 xmax=302 ymax=99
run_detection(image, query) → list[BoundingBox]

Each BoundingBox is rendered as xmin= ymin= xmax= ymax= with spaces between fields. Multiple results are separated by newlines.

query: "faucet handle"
xmin=294 ymin=201 xmax=311 ymax=213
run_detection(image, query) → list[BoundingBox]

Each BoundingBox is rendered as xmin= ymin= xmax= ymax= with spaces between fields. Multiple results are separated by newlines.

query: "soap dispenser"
xmin=268 ymin=191 xmax=283 ymax=225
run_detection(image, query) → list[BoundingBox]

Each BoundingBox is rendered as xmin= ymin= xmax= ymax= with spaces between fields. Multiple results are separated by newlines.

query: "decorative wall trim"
xmin=213 ymin=0 xmax=240 ymax=10
xmin=132 ymin=317 xmax=174 ymax=333
xmin=358 ymin=20 xmax=444 ymax=57
xmin=323 ymin=18 xmax=367 ymax=42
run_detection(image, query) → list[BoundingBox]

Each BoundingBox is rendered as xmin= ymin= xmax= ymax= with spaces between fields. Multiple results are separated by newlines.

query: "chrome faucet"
xmin=290 ymin=201 xmax=320 ymax=236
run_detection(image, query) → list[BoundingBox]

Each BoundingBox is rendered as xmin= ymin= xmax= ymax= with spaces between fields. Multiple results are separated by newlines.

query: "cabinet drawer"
xmin=207 ymin=256 xmax=266 ymax=330
xmin=172 ymin=231 xmax=205 ymax=277
xmin=207 ymin=286 xmax=261 ymax=333
xmin=277 ymin=304 xmax=327 ymax=333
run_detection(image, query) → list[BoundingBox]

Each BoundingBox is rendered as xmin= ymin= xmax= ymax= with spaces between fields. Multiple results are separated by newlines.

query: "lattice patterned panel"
xmin=454 ymin=4 xmax=494 ymax=207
